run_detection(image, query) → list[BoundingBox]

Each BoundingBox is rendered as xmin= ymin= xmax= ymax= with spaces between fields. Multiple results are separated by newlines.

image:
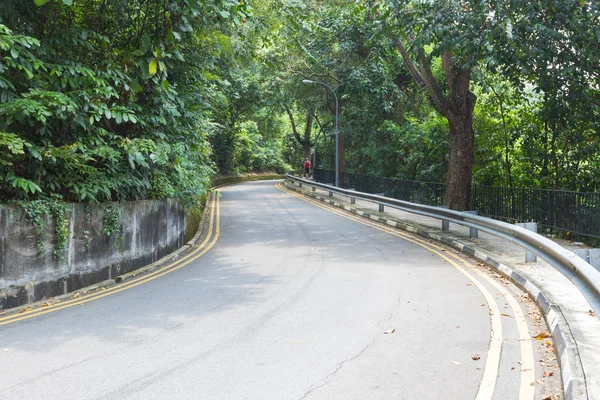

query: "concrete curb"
xmin=284 ymin=181 xmax=588 ymax=400
xmin=0 ymin=279 xmax=117 ymax=318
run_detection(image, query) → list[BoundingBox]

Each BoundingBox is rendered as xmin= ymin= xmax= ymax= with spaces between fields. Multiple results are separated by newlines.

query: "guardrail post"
xmin=516 ymin=222 xmax=538 ymax=262
xmin=574 ymin=249 xmax=600 ymax=272
xmin=465 ymin=211 xmax=478 ymax=238
xmin=347 ymin=188 xmax=356 ymax=204
xmin=311 ymin=187 xmax=316 ymax=192
xmin=299 ymin=182 xmax=302 ymax=188
xmin=329 ymin=191 xmax=333 ymax=198
xmin=438 ymin=206 xmax=449 ymax=231
xmin=379 ymin=204 xmax=384 ymax=212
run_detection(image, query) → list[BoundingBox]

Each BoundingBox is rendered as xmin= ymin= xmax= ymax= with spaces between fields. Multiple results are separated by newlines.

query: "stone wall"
xmin=0 ymin=199 xmax=186 ymax=309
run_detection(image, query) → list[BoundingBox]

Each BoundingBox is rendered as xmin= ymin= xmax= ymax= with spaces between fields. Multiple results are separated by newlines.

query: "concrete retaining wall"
xmin=0 ymin=199 xmax=186 ymax=309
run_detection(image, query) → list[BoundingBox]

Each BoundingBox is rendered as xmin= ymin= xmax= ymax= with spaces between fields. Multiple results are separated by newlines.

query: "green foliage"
xmin=17 ymin=196 xmax=70 ymax=260
xmin=3 ymin=0 xmax=600 ymax=218
xmin=0 ymin=0 xmax=251 ymax=206
xmin=102 ymin=204 xmax=122 ymax=249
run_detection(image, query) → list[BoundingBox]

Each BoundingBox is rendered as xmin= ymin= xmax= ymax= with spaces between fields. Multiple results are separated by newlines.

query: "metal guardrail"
xmin=286 ymin=172 xmax=600 ymax=316
xmin=314 ymin=168 xmax=600 ymax=240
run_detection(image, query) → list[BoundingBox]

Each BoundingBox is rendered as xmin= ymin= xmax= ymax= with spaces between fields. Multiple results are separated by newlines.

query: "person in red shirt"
xmin=304 ymin=158 xmax=311 ymax=178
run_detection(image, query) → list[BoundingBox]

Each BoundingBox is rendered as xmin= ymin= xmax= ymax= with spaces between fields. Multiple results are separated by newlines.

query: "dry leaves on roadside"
xmin=19 ymin=306 xmax=32 ymax=314
xmin=451 ymin=361 xmax=460 ymax=365
xmin=543 ymin=371 xmax=554 ymax=377
xmin=471 ymin=354 xmax=480 ymax=360
xmin=589 ymin=310 xmax=596 ymax=317
xmin=383 ymin=329 xmax=395 ymax=334
xmin=534 ymin=332 xmax=551 ymax=340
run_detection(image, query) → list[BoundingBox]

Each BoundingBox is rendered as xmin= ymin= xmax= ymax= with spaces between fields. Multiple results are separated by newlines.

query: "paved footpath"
xmin=0 ymin=181 xmax=562 ymax=399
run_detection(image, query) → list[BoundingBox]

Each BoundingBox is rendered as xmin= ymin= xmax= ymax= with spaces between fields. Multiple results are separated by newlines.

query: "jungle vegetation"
xmin=1 ymin=0 xmax=599 ymax=210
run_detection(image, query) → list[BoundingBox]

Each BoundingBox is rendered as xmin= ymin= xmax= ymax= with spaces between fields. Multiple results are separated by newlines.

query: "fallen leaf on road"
xmin=536 ymin=379 xmax=543 ymax=385
xmin=590 ymin=310 xmax=596 ymax=317
xmin=534 ymin=332 xmax=551 ymax=340
xmin=543 ymin=371 xmax=553 ymax=377
xmin=471 ymin=354 xmax=480 ymax=360
xmin=383 ymin=329 xmax=395 ymax=334
xmin=501 ymin=313 xmax=513 ymax=318
xmin=451 ymin=361 xmax=460 ymax=365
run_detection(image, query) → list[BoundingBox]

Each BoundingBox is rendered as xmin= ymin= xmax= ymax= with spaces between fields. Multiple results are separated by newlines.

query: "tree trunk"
xmin=446 ymin=114 xmax=474 ymax=210
xmin=395 ymin=43 xmax=476 ymax=210
xmin=338 ymin=100 xmax=345 ymax=173
xmin=284 ymin=106 xmax=314 ymax=166
xmin=304 ymin=141 xmax=311 ymax=161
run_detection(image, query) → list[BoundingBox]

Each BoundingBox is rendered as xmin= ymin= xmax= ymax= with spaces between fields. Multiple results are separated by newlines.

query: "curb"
xmin=0 ymin=279 xmax=117 ymax=318
xmin=284 ymin=181 xmax=588 ymax=400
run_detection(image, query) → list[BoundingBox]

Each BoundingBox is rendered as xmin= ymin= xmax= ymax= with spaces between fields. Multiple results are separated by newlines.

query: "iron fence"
xmin=313 ymin=168 xmax=600 ymax=239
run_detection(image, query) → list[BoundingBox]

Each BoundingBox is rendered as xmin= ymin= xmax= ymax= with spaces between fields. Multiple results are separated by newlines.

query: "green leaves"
xmin=7 ymin=174 xmax=42 ymax=194
xmin=33 ymin=0 xmax=72 ymax=5
xmin=149 ymin=60 xmax=157 ymax=75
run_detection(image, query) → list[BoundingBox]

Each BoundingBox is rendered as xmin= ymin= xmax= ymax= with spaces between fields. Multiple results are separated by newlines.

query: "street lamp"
xmin=302 ymin=79 xmax=339 ymax=187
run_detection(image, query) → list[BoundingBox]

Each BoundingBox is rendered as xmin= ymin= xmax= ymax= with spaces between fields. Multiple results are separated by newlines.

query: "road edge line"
xmin=283 ymin=180 xmax=588 ymax=400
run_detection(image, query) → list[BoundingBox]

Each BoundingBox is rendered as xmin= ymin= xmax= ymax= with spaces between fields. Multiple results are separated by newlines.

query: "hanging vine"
xmin=17 ymin=197 xmax=70 ymax=261
xmin=102 ymin=204 xmax=122 ymax=249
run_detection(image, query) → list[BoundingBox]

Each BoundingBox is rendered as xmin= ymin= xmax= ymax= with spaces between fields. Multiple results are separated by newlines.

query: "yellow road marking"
xmin=0 ymin=194 xmax=221 ymax=326
xmin=277 ymin=182 xmax=507 ymax=400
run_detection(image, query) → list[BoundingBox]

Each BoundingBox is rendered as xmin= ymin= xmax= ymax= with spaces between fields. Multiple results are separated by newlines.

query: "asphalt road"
xmin=0 ymin=180 xmax=558 ymax=399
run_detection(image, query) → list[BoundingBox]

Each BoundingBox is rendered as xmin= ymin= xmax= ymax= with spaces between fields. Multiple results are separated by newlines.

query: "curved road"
xmin=0 ymin=181 xmax=558 ymax=399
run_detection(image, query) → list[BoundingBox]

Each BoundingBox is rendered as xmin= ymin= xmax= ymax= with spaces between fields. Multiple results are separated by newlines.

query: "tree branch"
xmin=284 ymin=105 xmax=305 ymax=145
xmin=397 ymin=40 xmax=451 ymax=116
xmin=304 ymin=112 xmax=314 ymax=145
xmin=416 ymin=47 xmax=452 ymax=116
xmin=396 ymin=40 xmax=426 ymax=88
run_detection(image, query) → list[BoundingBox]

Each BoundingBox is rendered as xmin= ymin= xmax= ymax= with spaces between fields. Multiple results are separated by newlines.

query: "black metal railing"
xmin=313 ymin=168 xmax=600 ymax=239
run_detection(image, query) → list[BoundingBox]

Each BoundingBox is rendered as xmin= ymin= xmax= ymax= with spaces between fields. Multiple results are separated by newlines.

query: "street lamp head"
xmin=302 ymin=79 xmax=314 ymax=84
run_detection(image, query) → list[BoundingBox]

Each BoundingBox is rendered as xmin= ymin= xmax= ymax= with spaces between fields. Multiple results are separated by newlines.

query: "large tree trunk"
xmin=396 ymin=42 xmax=476 ymax=210
xmin=303 ymin=141 xmax=311 ymax=161
xmin=446 ymin=114 xmax=474 ymax=210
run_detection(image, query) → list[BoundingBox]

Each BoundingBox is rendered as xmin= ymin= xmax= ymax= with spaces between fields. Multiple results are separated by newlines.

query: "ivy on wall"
xmin=17 ymin=196 xmax=70 ymax=261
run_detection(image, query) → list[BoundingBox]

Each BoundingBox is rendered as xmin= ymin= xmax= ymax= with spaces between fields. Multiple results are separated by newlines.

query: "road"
xmin=0 ymin=180 xmax=559 ymax=399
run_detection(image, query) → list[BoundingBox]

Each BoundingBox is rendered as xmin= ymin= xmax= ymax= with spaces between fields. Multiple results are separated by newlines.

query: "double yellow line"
xmin=277 ymin=182 xmax=535 ymax=400
xmin=0 ymin=192 xmax=221 ymax=327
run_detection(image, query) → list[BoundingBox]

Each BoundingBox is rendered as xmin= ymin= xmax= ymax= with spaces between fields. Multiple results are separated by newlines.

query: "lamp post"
xmin=302 ymin=79 xmax=339 ymax=187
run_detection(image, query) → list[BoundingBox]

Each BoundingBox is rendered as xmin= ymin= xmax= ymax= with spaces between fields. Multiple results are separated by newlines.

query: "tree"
xmin=284 ymin=107 xmax=314 ymax=162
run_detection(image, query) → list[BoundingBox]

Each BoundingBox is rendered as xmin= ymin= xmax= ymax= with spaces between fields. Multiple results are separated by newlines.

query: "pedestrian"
xmin=304 ymin=158 xmax=311 ymax=178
